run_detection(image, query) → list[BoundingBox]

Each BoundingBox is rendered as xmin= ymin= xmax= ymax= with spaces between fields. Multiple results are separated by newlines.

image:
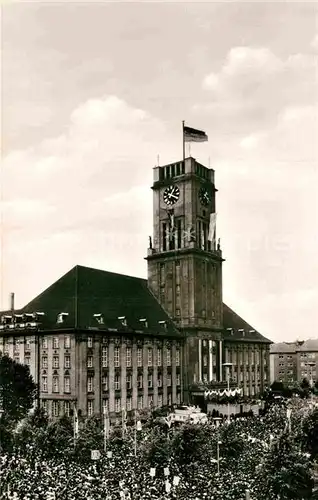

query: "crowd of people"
xmin=0 ymin=397 xmax=317 ymax=500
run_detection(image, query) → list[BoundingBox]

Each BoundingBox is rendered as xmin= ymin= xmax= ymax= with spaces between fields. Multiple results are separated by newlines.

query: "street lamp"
xmin=222 ymin=362 xmax=233 ymax=421
xmin=306 ymin=361 xmax=316 ymax=388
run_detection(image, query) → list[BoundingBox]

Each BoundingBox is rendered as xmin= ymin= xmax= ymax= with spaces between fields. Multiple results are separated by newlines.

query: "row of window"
xmin=43 ymin=373 xmax=181 ymax=394
xmin=100 ymin=346 xmax=179 ymax=368
xmin=43 ymin=392 xmax=182 ymax=418
xmin=42 ymin=376 xmax=71 ymax=393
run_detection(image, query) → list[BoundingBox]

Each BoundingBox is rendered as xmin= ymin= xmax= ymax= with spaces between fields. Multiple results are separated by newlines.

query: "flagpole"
xmin=103 ymin=409 xmax=108 ymax=453
xmin=134 ymin=409 xmax=137 ymax=457
xmin=182 ymin=120 xmax=185 ymax=160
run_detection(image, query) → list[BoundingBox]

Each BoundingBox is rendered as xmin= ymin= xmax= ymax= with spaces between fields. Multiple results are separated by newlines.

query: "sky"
xmin=1 ymin=1 xmax=317 ymax=343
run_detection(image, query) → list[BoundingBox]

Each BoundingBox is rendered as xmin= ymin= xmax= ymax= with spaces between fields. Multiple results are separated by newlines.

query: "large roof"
xmin=20 ymin=265 xmax=180 ymax=338
xmin=222 ymin=303 xmax=271 ymax=344
xmin=270 ymin=339 xmax=318 ymax=353
xmin=270 ymin=342 xmax=297 ymax=354
xmin=1 ymin=265 xmax=271 ymax=343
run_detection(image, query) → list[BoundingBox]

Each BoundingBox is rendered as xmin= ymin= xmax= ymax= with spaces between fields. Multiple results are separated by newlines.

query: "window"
xmin=87 ymin=337 xmax=93 ymax=348
xmin=167 ymin=374 xmax=172 ymax=387
xmin=115 ymin=398 xmax=121 ymax=413
xmin=176 ymin=350 xmax=180 ymax=366
xmin=102 ymin=399 xmax=109 ymax=414
xmin=158 ymin=374 xmax=162 ymax=387
xmin=166 ymin=349 xmax=171 ymax=366
xmin=137 ymin=396 xmax=143 ymax=410
xmin=64 ymin=355 xmax=70 ymax=369
xmin=64 ymin=376 xmax=70 ymax=393
xmin=87 ymin=400 xmax=94 ymax=417
xmin=42 ymin=337 xmax=48 ymax=349
xmin=53 ymin=337 xmax=59 ymax=349
xmin=137 ymin=374 xmax=143 ymax=389
xmin=203 ymin=355 xmax=208 ymax=367
xmin=148 ymin=348 xmax=153 ymax=367
xmin=64 ymin=336 xmax=70 ymax=349
xmin=176 ymin=393 xmax=181 ymax=405
xmin=52 ymin=401 xmax=59 ymax=417
xmin=14 ymin=356 xmax=20 ymax=364
xmin=42 ymin=376 xmax=48 ymax=392
xmin=137 ymin=348 xmax=143 ymax=367
xmin=176 ymin=373 xmax=181 ymax=386
xmin=202 ymin=340 xmax=207 ymax=348
xmin=126 ymin=397 xmax=132 ymax=411
xmin=157 ymin=394 xmax=163 ymax=407
xmin=157 ymin=349 xmax=162 ymax=366
xmin=148 ymin=374 xmax=153 ymax=388
xmin=87 ymin=376 xmax=94 ymax=393
xmin=25 ymin=337 xmax=31 ymax=351
xmin=148 ymin=395 xmax=153 ymax=408
xmin=40 ymin=355 xmax=47 ymax=369
xmin=53 ymin=356 xmax=59 ymax=369
xmin=102 ymin=346 xmax=108 ymax=368
xmin=168 ymin=393 xmax=172 ymax=406
xmin=102 ymin=375 xmax=108 ymax=391
xmin=24 ymin=357 xmax=30 ymax=366
xmin=126 ymin=374 xmax=132 ymax=390
xmin=126 ymin=347 xmax=132 ymax=367
xmin=278 ymin=355 xmax=284 ymax=359
xmin=64 ymin=401 xmax=70 ymax=417
xmin=42 ymin=400 xmax=48 ymax=414
xmin=114 ymin=347 xmax=120 ymax=368
xmin=52 ymin=376 xmax=59 ymax=393
xmin=87 ymin=356 xmax=93 ymax=368
xmin=114 ymin=374 xmax=120 ymax=391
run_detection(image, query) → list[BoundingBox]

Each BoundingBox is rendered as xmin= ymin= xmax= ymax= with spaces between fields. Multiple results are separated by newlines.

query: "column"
xmin=198 ymin=339 xmax=202 ymax=382
xmin=121 ymin=343 xmax=127 ymax=411
xmin=132 ymin=342 xmax=138 ymax=409
xmin=172 ymin=342 xmax=177 ymax=403
xmin=143 ymin=342 xmax=148 ymax=408
xmin=219 ymin=340 xmax=223 ymax=382
xmin=94 ymin=339 xmax=101 ymax=416
xmin=208 ymin=340 xmax=213 ymax=381
xmin=153 ymin=344 xmax=158 ymax=406
xmin=108 ymin=342 xmax=115 ymax=412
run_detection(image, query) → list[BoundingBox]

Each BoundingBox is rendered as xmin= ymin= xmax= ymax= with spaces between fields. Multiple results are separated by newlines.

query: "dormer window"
xmin=238 ymin=329 xmax=245 ymax=337
xmin=139 ymin=318 xmax=148 ymax=328
xmin=57 ymin=312 xmax=69 ymax=324
xmin=93 ymin=313 xmax=105 ymax=325
xmin=158 ymin=320 xmax=168 ymax=330
xmin=118 ymin=316 xmax=127 ymax=327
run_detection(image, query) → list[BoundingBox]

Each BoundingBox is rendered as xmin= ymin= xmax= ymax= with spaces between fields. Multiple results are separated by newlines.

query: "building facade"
xmin=270 ymin=340 xmax=318 ymax=385
xmin=146 ymin=157 xmax=271 ymax=401
xmin=0 ymin=155 xmax=271 ymax=419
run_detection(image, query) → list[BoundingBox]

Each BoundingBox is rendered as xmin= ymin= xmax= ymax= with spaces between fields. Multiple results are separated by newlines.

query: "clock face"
xmin=163 ymin=185 xmax=180 ymax=206
xmin=199 ymin=187 xmax=211 ymax=206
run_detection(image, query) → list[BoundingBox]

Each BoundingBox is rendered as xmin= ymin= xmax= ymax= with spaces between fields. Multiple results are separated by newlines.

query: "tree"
xmin=256 ymin=435 xmax=314 ymax=499
xmin=302 ymin=408 xmax=318 ymax=460
xmin=0 ymin=354 xmax=37 ymax=423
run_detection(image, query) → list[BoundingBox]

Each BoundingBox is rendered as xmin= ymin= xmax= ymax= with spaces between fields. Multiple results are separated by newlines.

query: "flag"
xmin=184 ymin=125 xmax=208 ymax=143
xmin=74 ymin=406 xmax=79 ymax=440
xmin=208 ymin=213 xmax=217 ymax=242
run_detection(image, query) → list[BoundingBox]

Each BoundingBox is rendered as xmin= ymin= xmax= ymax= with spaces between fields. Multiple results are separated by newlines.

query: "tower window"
xmin=176 ymin=163 xmax=181 ymax=176
xmin=171 ymin=164 xmax=175 ymax=177
xmin=181 ymin=162 xmax=185 ymax=175
xmin=162 ymin=223 xmax=167 ymax=251
xmin=177 ymin=219 xmax=182 ymax=249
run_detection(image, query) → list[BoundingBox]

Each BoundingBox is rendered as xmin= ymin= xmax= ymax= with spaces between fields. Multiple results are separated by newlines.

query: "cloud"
xmin=0 ymin=95 xmax=177 ymax=307
xmin=199 ymin=45 xmax=316 ymax=139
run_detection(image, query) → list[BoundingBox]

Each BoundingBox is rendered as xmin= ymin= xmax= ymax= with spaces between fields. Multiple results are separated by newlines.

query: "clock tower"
xmin=146 ymin=156 xmax=225 ymax=402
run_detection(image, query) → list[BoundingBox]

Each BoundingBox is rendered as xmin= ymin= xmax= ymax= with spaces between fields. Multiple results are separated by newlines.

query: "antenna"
xmin=10 ymin=292 xmax=15 ymax=313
